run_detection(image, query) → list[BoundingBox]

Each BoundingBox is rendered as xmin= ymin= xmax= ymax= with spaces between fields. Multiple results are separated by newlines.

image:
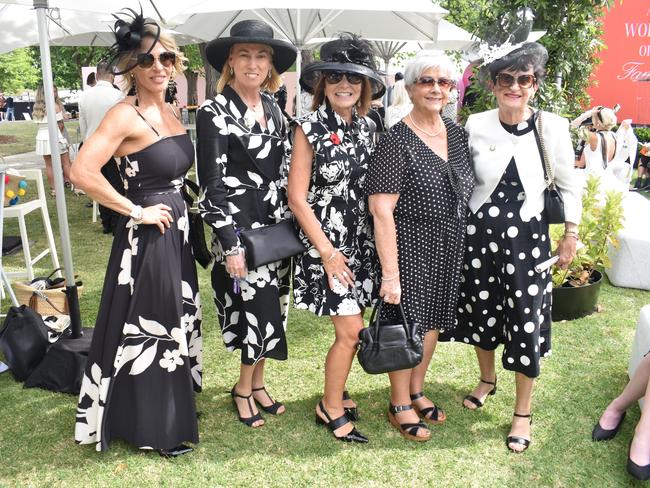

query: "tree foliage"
xmin=442 ymin=0 xmax=614 ymax=117
xmin=45 ymin=46 xmax=111 ymax=90
xmin=0 ymin=48 xmax=40 ymax=94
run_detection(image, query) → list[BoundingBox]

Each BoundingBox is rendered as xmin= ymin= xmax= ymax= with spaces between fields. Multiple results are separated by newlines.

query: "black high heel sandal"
xmin=506 ymin=412 xmax=532 ymax=453
xmin=627 ymin=440 xmax=650 ymax=481
xmin=387 ymin=404 xmax=431 ymax=442
xmin=410 ymin=392 xmax=445 ymax=425
xmin=463 ymin=376 xmax=497 ymax=409
xmin=231 ymin=386 xmax=264 ymax=428
xmin=315 ymin=400 xmax=368 ymax=443
xmin=252 ymin=386 xmax=284 ymax=415
xmin=343 ymin=390 xmax=359 ymax=421
xmin=157 ymin=444 xmax=193 ymax=457
xmin=592 ymin=411 xmax=626 ymax=441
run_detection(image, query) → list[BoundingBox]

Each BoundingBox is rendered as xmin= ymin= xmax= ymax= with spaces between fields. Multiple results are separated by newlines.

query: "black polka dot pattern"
xmin=366 ymin=119 xmax=474 ymax=332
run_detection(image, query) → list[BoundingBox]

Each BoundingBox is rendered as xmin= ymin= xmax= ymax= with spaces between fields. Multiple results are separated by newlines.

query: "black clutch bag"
xmin=357 ymin=299 xmax=423 ymax=375
xmin=182 ymin=179 xmax=212 ymax=269
xmin=534 ymin=110 xmax=566 ymax=224
xmin=239 ymin=219 xmax=305 ymax=269
xmin=0 ymin=305 xmax=49 ymax=381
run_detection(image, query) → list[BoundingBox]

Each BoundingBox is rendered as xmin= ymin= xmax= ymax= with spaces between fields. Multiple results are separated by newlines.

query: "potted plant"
xmin=550 ymin=175 xmax=625 ymax=320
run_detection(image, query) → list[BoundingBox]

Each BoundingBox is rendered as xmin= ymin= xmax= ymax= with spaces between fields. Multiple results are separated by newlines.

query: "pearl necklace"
xmin=408 ymin=113 xmax=444 ymax=137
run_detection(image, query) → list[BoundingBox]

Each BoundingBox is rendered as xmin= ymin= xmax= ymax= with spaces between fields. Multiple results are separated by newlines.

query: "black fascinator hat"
xmin=300 ymin=33 xmax=385 ymax=100
xmin=108 ymin=7 xmax=161 ymax=75
xmin=205 ymin=20 xmax=297 ymax=74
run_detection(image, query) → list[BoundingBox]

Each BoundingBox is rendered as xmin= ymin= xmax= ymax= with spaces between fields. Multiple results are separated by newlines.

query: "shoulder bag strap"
xmin=532 ymin=110 xmax=556 ymax=190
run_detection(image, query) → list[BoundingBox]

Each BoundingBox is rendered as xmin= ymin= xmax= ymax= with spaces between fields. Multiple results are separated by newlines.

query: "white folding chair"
xmin=3 ymin=168 xmax=61 ymax=280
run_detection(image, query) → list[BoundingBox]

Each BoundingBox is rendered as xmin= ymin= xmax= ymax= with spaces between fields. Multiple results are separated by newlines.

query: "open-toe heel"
xmin=410 ymin=392 xmax=445 ymax=425
xmin=343 ymin=390 xmax=359 ymax=421
xmin=506 ymin=412 xmax=532 ymax=453
xmin=230 ymin=386 xmax=264 ymax=428
xmin=463 ymin=376 xmax=497 ymax=409
xmin=315 ymin=400 xmax=368 ymax=443
xmin=388 ymin=404 xmax=430 ymax=442
xmin=252 ymin=386 xmax=284 ymax=415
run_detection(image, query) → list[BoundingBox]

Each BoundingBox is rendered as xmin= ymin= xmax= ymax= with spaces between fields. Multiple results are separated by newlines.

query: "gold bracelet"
xmin=563 ymin=231 xmax=579 ymax=240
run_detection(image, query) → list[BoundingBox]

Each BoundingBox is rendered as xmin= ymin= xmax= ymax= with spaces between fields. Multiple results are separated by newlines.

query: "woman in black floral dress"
xmin=72 ymin=12 xmax=201 ymax=456
xmin=288 ymin=34 xmax=383 ymax=443
xmin=197 ymin=20 xmax=297 ymax=428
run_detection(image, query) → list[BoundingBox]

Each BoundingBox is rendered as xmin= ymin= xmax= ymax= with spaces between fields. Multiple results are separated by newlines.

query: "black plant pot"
xmin=552 ymin=270 xmax=603 ymax=321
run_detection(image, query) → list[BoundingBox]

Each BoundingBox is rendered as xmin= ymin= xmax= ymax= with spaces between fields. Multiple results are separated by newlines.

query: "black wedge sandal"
xmin=315 ymin=400 xmax=368 ymax=443
xmin=388 ymin=404 xmax=431 ymax=442
xmin=463 ymin=377 xmax=497 ymax=409
xmin=343 ymin=390 xmax=359 ymax=421
xmin=231 ymin=386 xmax=264 ymax=428
xmin=410 ymin=392 xmax=446 ymax=425
xmin=506 ymin=412 xmax=532 ymax=453
xmin=252 ymin=386 xmax=285 ymax=415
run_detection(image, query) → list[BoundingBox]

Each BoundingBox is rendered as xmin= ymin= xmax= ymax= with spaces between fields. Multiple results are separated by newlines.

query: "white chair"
xmin=3 ymin=168 xmax=60 ymax=280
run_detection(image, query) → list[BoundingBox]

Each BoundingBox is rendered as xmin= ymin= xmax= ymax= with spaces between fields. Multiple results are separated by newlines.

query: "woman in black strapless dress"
xmin=70 ymin=12 xmax=201 ymax=456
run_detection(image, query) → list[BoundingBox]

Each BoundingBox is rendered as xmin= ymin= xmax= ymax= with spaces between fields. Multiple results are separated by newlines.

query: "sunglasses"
xmin=415 ymin=76 xmax=455 ymax=89
xmin=495 ymin=73 xmax=536 ymax=88
xmin=323 ymin=71 xmax=364 ymax=85
xmin=136 ymin=51 xmax=176 ymax=69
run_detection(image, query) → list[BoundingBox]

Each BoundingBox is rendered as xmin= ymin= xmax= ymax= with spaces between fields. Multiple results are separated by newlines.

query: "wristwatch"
xmin=129 ymin=205 xmax=144 ymax=224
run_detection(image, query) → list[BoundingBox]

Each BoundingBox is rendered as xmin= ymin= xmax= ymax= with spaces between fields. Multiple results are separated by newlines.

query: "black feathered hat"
xmin=205 ymin=20 xmax=297 ymax=74
xmin=108 ymin=7 xmax=161 ymax=76
xmin=300 ymin=33 xmax=385 ymax=100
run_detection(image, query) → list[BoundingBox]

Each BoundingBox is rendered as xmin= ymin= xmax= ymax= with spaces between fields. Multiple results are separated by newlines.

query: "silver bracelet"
xmin=382 ymin=273 xmax=399 ymax=281
xmin=223 ymin=245 xmax=242 ymax=257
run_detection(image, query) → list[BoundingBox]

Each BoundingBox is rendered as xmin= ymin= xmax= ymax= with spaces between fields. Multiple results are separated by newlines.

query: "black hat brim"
xmin=205 ymin=36 xmax=297 ymax=74
xmin=300 ymin=62 xmax=386 ymax=100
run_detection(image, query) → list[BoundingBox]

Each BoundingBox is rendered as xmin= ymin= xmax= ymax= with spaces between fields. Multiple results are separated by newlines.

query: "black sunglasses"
xmin=495 ymin=73 xmax=536 ymax=88
xmin=323 ymin=71 xmax=364 ymax=85
xmin=136 ymin=51 xmax=176 ymax=69
xmin=415 ymin=76 xmax=455 ymax=89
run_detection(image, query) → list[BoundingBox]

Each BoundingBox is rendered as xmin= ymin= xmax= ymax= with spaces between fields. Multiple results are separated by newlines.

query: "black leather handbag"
xmin=357 ymin=299 xmax=423 ymax=375
xmin=182 ymin=179 xmax=212 ymax=269
xmin=239 ymin=219 xmax=305 ymax=269
xmin=533 ymin=111 xmax=565 ymax=224
xmin=0 ymin=305 xmax=49 ymax=381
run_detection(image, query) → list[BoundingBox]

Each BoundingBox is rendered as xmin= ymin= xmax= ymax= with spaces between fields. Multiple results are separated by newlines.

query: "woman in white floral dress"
xmin=72 ymin=12 xmax=202 ymax=456
xmin=196 ymin=21 xmax=297 ymax=428
xmin=288 ymin=34 xmax=383 ymax=443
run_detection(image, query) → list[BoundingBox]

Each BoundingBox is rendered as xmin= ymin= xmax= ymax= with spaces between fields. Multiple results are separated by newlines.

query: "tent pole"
xmin=34 ymin=0 xmax=82 ymax=338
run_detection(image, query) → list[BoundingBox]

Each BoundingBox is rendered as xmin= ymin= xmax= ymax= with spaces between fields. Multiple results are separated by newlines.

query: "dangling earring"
xmin=229 ymin=66 xmax=234 ymax=76
xmin=130 ymin=74 xmax=137 ymax=95
xmin=268 ymin=71 xmax=272 ymax=79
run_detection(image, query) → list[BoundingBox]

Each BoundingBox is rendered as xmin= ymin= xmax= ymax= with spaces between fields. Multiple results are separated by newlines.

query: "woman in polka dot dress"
xmin=367 ymin=54 xmax=474 ymax=442
xmin=443 ymin=42 xmax=582 ymax=453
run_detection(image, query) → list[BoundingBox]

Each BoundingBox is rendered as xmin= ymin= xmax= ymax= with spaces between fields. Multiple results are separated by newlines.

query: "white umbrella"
xmin=169 ymin=0 xmax=449 ymax=115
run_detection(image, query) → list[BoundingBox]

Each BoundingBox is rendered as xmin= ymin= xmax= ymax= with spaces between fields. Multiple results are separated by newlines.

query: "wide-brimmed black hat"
xmin=205 ymin=20 xmax=297 ymax=74
xmin=300 ymin=33 xmax=385 ymax=100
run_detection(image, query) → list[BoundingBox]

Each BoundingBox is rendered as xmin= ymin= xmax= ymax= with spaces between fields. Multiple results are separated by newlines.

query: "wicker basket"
xmin=12 ymin=280 xmax=83 ymax=316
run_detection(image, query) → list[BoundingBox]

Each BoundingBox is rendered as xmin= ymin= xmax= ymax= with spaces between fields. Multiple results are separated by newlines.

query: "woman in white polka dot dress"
xmin=443 ymin=42 xmax=582 ymax=453
xmin=367 ymin=54 xmax=474 ymax=442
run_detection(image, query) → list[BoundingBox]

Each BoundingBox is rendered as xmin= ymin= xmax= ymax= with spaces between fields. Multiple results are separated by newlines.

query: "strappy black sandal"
xmin=506 ymin=412 xmax=533 ymax=453
xmin=315 ymin=400 xmax=368 ymax=443
xmin=343 ymin=390 xmax=359 ymax=421
xmin=230 ymin=386 xmax=264 ymax=428
xmin=463 ymin=376 xmax=497 ymax=409
xmin=252 ymin=386 xmax=285 ymax=415
xmin=158 ymin=444 xmax=193 ymax=457
xmin=388 ymin=404 xmax=431 ymax=442
xmin=410 ymin=392 xmax=446 ymax=425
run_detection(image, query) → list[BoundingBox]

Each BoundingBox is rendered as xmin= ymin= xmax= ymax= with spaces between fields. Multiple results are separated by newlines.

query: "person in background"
xmin=385 ymin=79 xmax=412 ymax=129
xmin=386 ymin=71 xmax=403 ymax=107
xmin=5 ymin=95 xmax=15 ymax=121
xmin=86 ymin=72 xmax=97 ymax=88
xmin=609 ymin=119 xmax=638 ymax=187
xmin=635 ymin=143 xmax=650 ymax=191
xmin=32 ymin=84 xmax=72 ymax=195
xmin=78 ymin=60 xmax=125 ymax=234
xmin=0 ymin=93 xmax=6 ymax=122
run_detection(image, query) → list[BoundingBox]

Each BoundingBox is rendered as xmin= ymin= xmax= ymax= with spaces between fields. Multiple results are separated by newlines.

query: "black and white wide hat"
xmin=205 ymin=19 xmax=298 ymax=74
xmin=300 ymin=33 xmax=385 ymax=100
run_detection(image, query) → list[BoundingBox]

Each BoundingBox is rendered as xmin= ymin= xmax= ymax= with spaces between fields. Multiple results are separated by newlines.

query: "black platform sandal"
xmin=343 ymin=390 xmax=359 ymax=421
xmin=315 ymin=400 xmax=368 ymax=443
xmin=252 ymin=386 xmax=285 ymax=415
xmin=231 ymin=386 xmax=264 ymax=428
xmin=506 ymin=412 xmax=532 ymax=453
xmin=463 ymin=377 xmax=497 ymax=409
xmin=157 ymin=444 xmax=193 ymax=457
xmin=388 ymin=404 xmax=431 ymax=442
xmin=410 ymin=392 xmax=445 ymax=425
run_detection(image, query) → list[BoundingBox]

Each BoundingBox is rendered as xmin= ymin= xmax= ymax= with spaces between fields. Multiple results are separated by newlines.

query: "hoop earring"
xmin=229 ymin=66 xmax=234 ymax=76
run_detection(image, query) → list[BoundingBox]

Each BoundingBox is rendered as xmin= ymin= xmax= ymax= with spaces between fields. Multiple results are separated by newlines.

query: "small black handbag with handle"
xmin=182 ymin=179 xmax=212 ymax=269
xmin=0 ymin=305 xmax=49 ymax=381
xmin=357 ymin=299 xmax=423 ymax=375
xmin=533 ymin=110 xmax=566 ymax=224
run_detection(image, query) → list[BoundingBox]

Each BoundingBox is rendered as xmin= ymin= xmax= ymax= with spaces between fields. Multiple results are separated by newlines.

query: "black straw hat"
xmin=205 ymin=20 xmax=297 ymax=74
xmin=300 ymin=33 xmax=385 ymax=100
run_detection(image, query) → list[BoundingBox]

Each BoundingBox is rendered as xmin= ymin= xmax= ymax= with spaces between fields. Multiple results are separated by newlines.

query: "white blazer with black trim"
xmin=466 ymin=108 xmax=582 ymax=225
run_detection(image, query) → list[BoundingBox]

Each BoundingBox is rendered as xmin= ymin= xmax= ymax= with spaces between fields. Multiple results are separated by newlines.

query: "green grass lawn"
xmin=0 ymin=120 xmax=81 ymax=158
xmin=0 ymin=153 xmax=648 ymax=486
